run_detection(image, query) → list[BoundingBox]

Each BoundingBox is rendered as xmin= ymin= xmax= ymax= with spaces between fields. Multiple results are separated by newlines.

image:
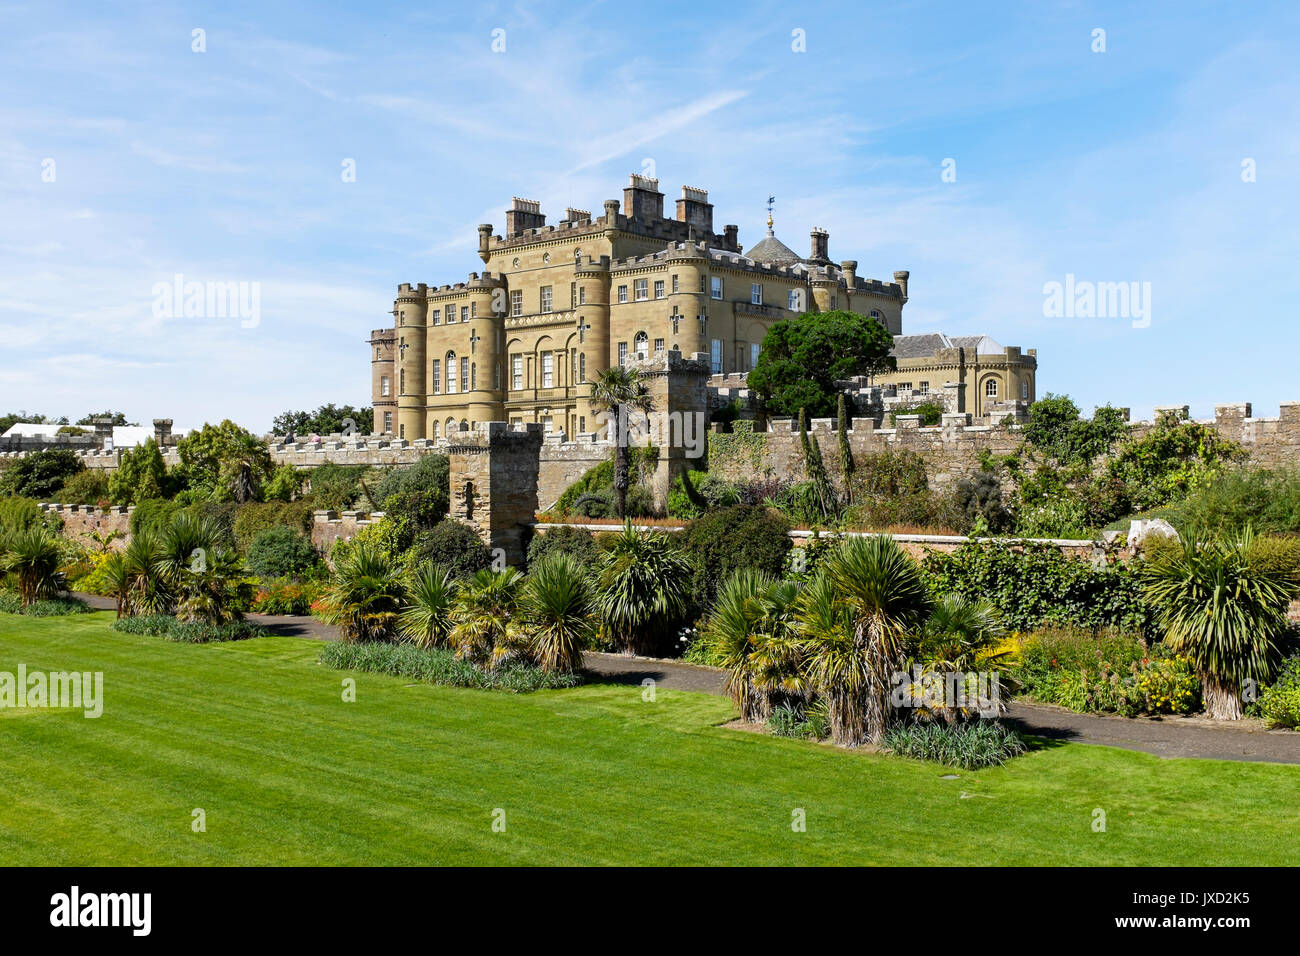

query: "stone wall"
xmin=310 ymin=509 xmax=384 ymax=553
xmin=448 ymin=422 xmax=543 ymax=566
xmin=36 ymin=503 xmax=133 ymax=550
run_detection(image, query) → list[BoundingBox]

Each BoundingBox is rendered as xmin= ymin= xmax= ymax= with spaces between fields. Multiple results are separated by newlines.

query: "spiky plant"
xmin=121 ymin=530 xmax=171 ymax=617
xmin=588 ymin=366 xmax=654 ymax=518
xmin=521 ymin=554 xmax=596 ymax=673
xmin=1142 ymin=528 xmax=1297 ymax=719
xmin=746 ymin=578 xmax=809 ymax=707
xmin=704 ymin=568 xmax=779 ymax=723
xmin=596 ymin=520 xmax=693 ymax=656
xmin=400 ymin=564 xmax=458 ymax=649
xmin=1 ymin=527 xmax=63 ymax=607
xmin=99 ymin=552 xmax=131 ymax=618
xmin=798 ymin=535 xmax=930 ymax=746
xmin=449 ymin=567 xmax=525 ymax=667
xmin=317 ymin=539 xmax=407 ymax=643
xmin=159 ymin=514 xmax=248 ymax=624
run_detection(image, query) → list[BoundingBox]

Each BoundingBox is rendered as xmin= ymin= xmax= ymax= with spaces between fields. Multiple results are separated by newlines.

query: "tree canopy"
xmin=747 ymin=310 xmax=895 ymax=418
xmin=273 ymin=404 xmax=372 ymax=437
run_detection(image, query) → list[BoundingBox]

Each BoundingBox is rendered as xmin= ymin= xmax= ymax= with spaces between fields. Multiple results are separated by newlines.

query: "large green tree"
xmin=272 ymin=404 xmax=373 ymax=437
xmin=747 ymin=310 xmax=895 ymax=418
xmin=588 ymin=367 xmax=654 ymax=518
xmin=175 ymin=420 xmax=273 ymax=503
xmin=108 ymin=438 xmax=168 ymax=504
xmin=0 ymin=449 xmax=84 ymax=499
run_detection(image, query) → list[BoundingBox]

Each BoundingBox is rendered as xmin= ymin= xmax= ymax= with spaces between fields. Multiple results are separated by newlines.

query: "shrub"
xmin=246 ymin=526 xmax=318 ymax=579
xmin=767 ymin=700 xmax=830 ymax=740
xmin=59 ymin=469 xmax=110 ymax=505
xmin=20 ymin=596 xmax=90 ymax=617
xmin=319 ymin=641 xmax=581 ymax=692
xmin=129 ymin=498 xmax=183 ymax=539
xmin=0 ymin=449 xmax=84 ymax=499
xmin=407 ymin=520 xmax=492 ymax=579
xmin=1257 ymin=657 xmax=1300 ymax=729
xmin=597 ymin=522 xmax=694 ymax=656
xmin=371 ymin=454 xmax=449 ymax=505
xmin=251 ymin=578 xmax=320 ymax=615
xmin=0 ymin=497 xmax=44 ymax=534
xmin=232 ymin=501 xmax=314 ymax=552
xmin=922 ymin=541 xmax=1154 ymax=635
xmin=165 ymin=619 xmax=266 ymax=643
xmin=889 ymin=402 xmax=943 ymax=427
xmin=953 ymin=470 xmax=1012 ymax=534
xmin=527 ymin=525 xmax=602 ymax=568
xmin=308 ymin=463 xmax=368 ymax=511
xmin=1179 ymin=468 xmax=1300 ymax=537
xmin=110 ymin=614 xmax=175 ymax=636
xmin=883 ymin=719 xmax=1028 ymax=769
xmin=681 ymin=505 xmax=791 ymax=609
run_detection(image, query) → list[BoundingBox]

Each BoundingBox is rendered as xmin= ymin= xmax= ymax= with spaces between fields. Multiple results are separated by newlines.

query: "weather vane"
xmin=766 ymin=195 xmax=775 ymax=230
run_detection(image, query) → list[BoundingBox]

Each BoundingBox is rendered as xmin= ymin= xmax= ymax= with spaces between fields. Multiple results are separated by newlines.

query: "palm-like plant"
xmin=588 ymin=366 xmax=654 ymax=518
xmin=449 ymin=567 xmax=525 ymax=667
xmin=1142 ymin=529 xmax=1297 ymax=719
xmin=121 ymin=531 xmax=171 ymax=617
xmin=1 ymin=527 xmax=63 ymax=606
xmin=400 ymin=564 xmax=458 ymax=648
xmin=159 ymin=514 xmax=248 ymax=624
xmin=798 ymin=535 xmax=930 ymax=746
xmin=521 ymin=554 xmax=596 ymax=673
xmin=99 ymin=551 xmax=131 ymax=618
xmin=317 ymin=540 xmax=408 ymax=642
xmin=703 ymin=569 xmax=775 ymax=722
xmin=596 ymin=521 xmax=693 ymax=656
xmin=918 ymin=595 xmax=1006 ymax=672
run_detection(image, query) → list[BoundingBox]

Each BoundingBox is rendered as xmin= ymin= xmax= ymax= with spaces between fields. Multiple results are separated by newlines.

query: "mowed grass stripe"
xmin=1 ymin=613 xmax=1298 ymax=865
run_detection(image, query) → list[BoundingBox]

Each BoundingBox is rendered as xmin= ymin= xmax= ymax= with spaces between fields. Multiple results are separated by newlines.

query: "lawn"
xmin=1 ymin=611 xmax=1297 ymax=865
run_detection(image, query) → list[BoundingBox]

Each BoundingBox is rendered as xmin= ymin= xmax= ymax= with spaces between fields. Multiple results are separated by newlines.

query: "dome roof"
xmin=745 ymin=228 xmax=803 ymax=266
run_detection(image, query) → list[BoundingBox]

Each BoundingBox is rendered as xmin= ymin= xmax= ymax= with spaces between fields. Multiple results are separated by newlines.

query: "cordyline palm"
xmin=1 ymin=527 xmax=63 ymax=607
xmin=798 ymin=535 xmax=930 ymax=746
xmin=318 ymin=540 xmax=407 ymax=642
xmin=588 ymin=366 xmax=654 ymax=518
xmin=521 ymin=553 xmax=596 ymax=673
xmin=159 ymin=514 xmax=248 ymax=624
xmin=121 ymin=531 xmax=171 ymax=616
xmin=596 ymin=521 xmax=693 ymax=656
xmin=450 ymin=567 xmax=525 ymax=668
xmin=99 ymin=551 xmax=131 ymax=618
xmin=1142 ymin=528 xmax=1297 ymax=719
xmin=910 ymin=595 xmax=1008 ymax=721
xmin=705 ymin=570 xmax=804 ymax=723
xmin=400 ymin=564 xmax=458 ymax=649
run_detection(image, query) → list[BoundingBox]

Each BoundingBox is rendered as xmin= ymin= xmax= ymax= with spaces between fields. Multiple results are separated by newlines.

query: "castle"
xmin=369 ymin=173 xmax=1035 ymax=437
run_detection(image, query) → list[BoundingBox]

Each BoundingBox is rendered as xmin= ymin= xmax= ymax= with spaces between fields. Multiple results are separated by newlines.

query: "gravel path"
xmin=70 ymin=593 xmax=1300 ymax=764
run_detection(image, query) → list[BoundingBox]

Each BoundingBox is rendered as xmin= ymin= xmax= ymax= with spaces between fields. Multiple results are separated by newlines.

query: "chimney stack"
xmin=504 ymin=198 xmax=545 ymax=237
xmin=675 ymin=185 xmax=713 ymax=234
xmin=841 ymin=260 xmax=858 ymax=287
xmin=810 ymin=227 xmax=829 ymax=262
xmin=623 ymin=174 xmax=664 ymax=222
xmin=153 ymin=419 xmax=173 ymax=447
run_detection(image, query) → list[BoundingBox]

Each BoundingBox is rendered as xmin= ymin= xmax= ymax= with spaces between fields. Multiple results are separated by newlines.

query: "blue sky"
xmin=2 ymin=0 xmax=1298 ymax=432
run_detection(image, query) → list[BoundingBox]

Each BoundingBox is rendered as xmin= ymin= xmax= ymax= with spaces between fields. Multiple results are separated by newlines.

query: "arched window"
xmin=446 ymin=351 xmax=457 ymax=393
xmin=430 ymin=421 xmax=439 ymax=439
xmin=985 ymin=379 xmax=999 ymax=398
xmin=634 ymin=331 xmax=649 ymax=357
xmin=445 ymin=417 xmax=457 ymax=438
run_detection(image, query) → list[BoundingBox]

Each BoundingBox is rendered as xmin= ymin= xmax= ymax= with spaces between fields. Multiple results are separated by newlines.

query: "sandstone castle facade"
xmin=369 ymin=173 xmax=1034 ymax=437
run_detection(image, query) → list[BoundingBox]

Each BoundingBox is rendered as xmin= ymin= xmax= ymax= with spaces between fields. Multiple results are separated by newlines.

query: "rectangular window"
xmin=751 ymin=282 xmax=762 ymax=305
xmin=540 ymin=286 xmax=553 ymax=313
xmin=471 ymin=362 xmax=476 ymax=389
xmin=461 ymin=356 xmax=469 ymax=391
xmin=711 ymin=338 xmax=722 ymax=373
xmin=446 ymin=358 xmax=457 ymax=393
xmin=510 ymin=290 xmax=522 ymax=316
xmin=383 ymin=411 xmax=392 ymax=433
xmin=430 ymin=361 xmax=440 ymax=394
xmin=432 ymin=309 xmax=441 ymax=325
xmin=380 ymin=375 xmax=390 ymax=397
xmin=542 ymin=416 xmax=553 ymax=432
xmin=634 ymin=278 xmax=648 ymax=300
xmin=470 ymin=301 xmax=477 ymax=318
xmin=654 ymin=280 xmax=665 ymax=299
xmin=618 ymin=342 xmax=628 ymax=365
xmin=750 ymin=343 xmax=760 ymax=369
xmin=1022 ymin=382 xmax=1029 ymax=399
xmin=788 ymin=289 xmax=803 ymax=312
xmin=460 ymin=306 xmax=469 ymax=323
xmin=918 ymin=381 xmax=929 ymax=396
xmin=570 ymin=282 xmax=577 ymax=308
xmin=512 ymin=355 xmax=523 ymax=390
xmin=672 ymin=274 xmax=679 ymax=294
xmin=711 ymin=277 xmax=723 ymax=300
xmin=579 ymin=287 xmax=586 ymax=305
xmin=654 ymin=337 xmax=665 ymax=354
xmin=579 ymin=416 xmax=586 ymax=434
xmin=542 ymin=352 xmax=554 ymax=388
xmin=579 ymin=352 xmax=586 ymax=382
xmin=617 ymin=284 xmax=628 ymax=303
xmin=672 ymin=316 xmax=680 ymax=335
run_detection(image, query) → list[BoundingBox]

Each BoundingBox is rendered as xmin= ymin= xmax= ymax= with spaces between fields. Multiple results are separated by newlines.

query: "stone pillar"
xmin=92 ymin=417 xmax=114 ymax=450
xmin=624 ymin=349 xmax=712 ymax=511
xmin=447 ymin=422 xmax=543 ymax=567
xmin=153 ymin=418 xmax=173 ymax=447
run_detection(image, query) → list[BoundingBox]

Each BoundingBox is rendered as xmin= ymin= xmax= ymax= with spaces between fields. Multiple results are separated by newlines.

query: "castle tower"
xmin=395 ymin=284 xmax=428 ymax=440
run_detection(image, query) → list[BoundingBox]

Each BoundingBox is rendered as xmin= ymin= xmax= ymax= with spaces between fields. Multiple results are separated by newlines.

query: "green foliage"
xmin=399 ymin=564 xmax=457 ymax=648
xmin=0 ymin=497 xmax=44 ymax=534
xmin=110 ymin=614 xmax=264 ymax=643
xmin=550 ymin=447 xmax=658 ymax=518
xmin=681 ymin=505 xmax=792 ymax=610
xmin=1103 ymin=419 xmax=1247 ymax=515
xmin=308 ymin=462 xmax=368 ymax=511
xmin=407 ymin=519 xmax=492 ymax=579
xmin=923 ymin=540 xmax=1154 ymax=635
xmin=0 ymin=527 xmax=65 ymax=605
xmin=1023 ymin=394 xmax=1128 ymax=465
xmin=129 ymin=498 xmax=183 ymax=539
xmin=0 ymin=449 xmax=84 ymax=499
xmin=1178 ymin=468 xmax=1300 ymax=536
xmin=316 ymin=539 xmax=407 ymax=642
xmin=1142 ymin=529 xmax=1298 ymax=718
xmin=527 ymin=525 xmax=602 ymax=568
xmin=889 ymin=402 xmax=944 ymax=427
xmin=1257 ymin=657 xmax=1300 ymax=729
xmin=272 ymin=404 xmax=373 ymax=438
xmin=319 ymin=641 xmax=581 ymax=692
xmin=263 ymin=464 xmax=304 ymax=502
xmin=175 ymin=420 xmax=274 ymax=502
xmin=251 ymin=578 xmax=321 ymax=616
xmin=522 ymin=553 xmax=598 ymax=672
xmin=953 ymin=471 xmax=1011 ymax=534
xmin=797 ymin=411 xmax=839 ymax=519
xmin=372 ymin=454 xmax=449 ymax=505
xmin=246 ymin=526 xmax=318 ymax=579
xmin=372 ymin=486 xmax=448 ymax=556
xmin=748 ymin=310 xmax=895 ymax=418
xmin=231 ymin=501 xmax=314 ymax=552
xmin=767 ymin=700 xmax=830 ymax=740
xmin=77 ymin=411 xmax=136 ymax=426
xmin=706 ymin=420 xmax=767 ymax=473
xmin=108 ymin=438 xmax=169 ymax=505
xmin=59 ymin=469 xmax=110 ymax=504
xmin=883 ymin=720 xmax=1027 ymax=769
xmin=1010 ymin=628 xmax=1200 ymax=716
xmin=596 ymin=521 xmax=694 ymax=655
